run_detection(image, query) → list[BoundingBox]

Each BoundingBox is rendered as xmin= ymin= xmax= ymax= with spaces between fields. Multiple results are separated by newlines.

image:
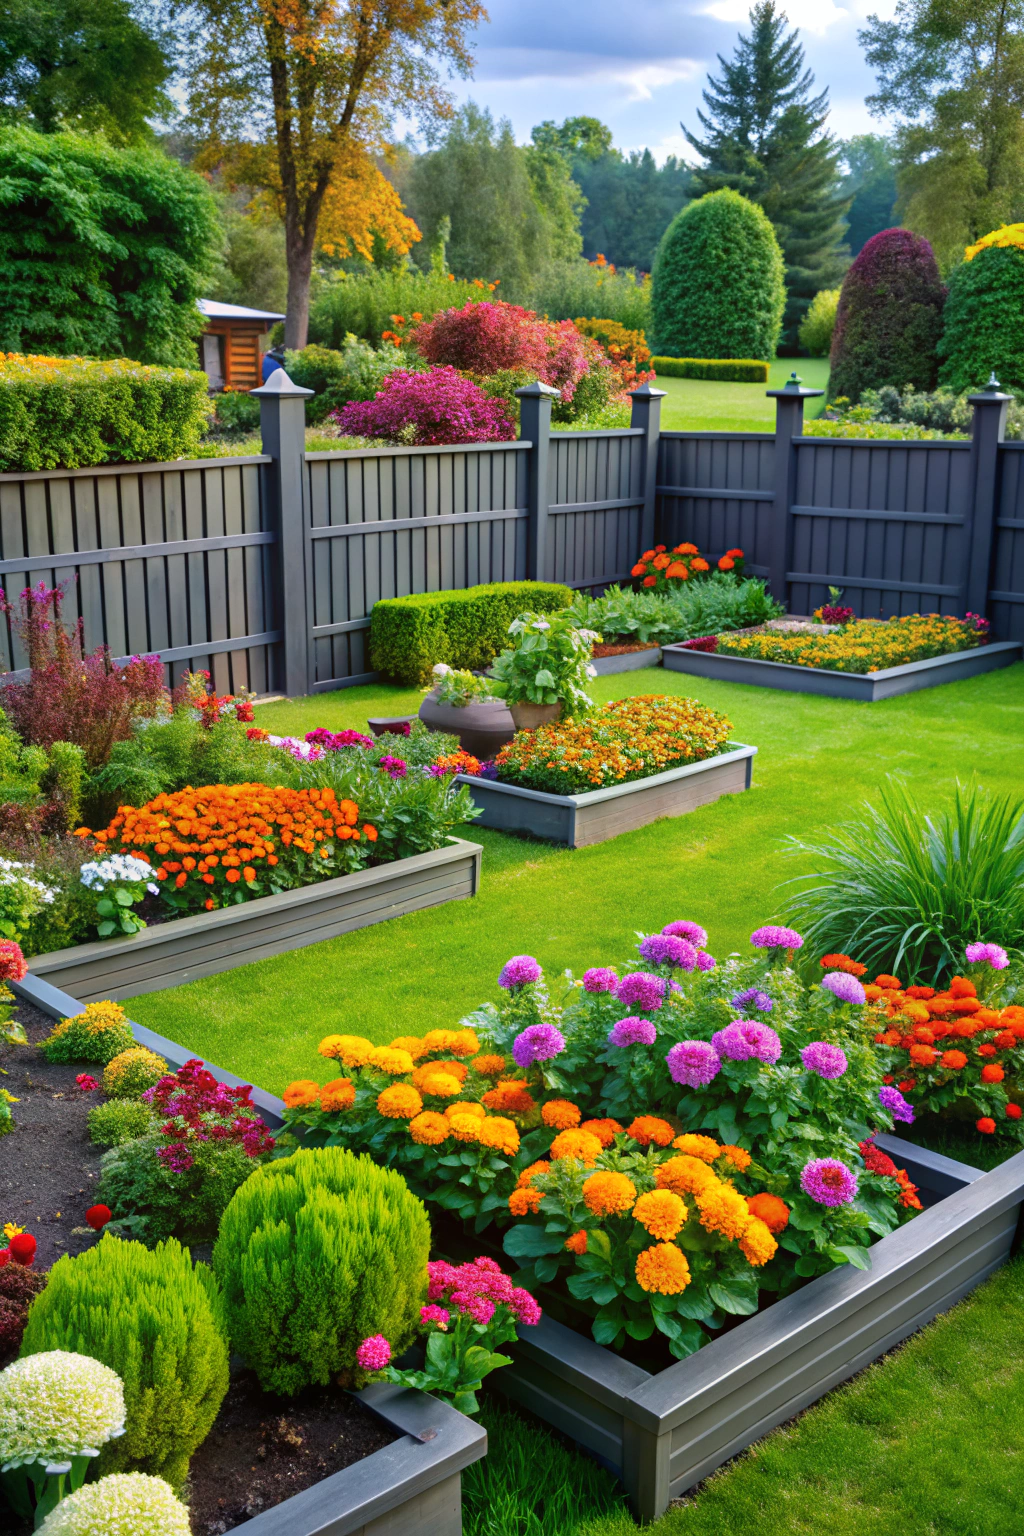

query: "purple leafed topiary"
xmin=334 ymin=367 xmax=515 ymax=446
xmin=829 ymin=229 xmax=947 ymax=403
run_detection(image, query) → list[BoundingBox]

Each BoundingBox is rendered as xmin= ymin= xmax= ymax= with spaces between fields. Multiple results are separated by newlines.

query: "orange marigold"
xmin=739 ymin=1217 xmax=778 ymax=1266
xmin=283 ymin=1079 xmax=320 ymax=1109
xmin=908 ymin=1043 xmax=938 ymax=1066
xmin=416 ymin=1070 xmax=462 ymax=1098
xmin=580 ymin=1118 xmax=624 ymax=1147
xmin=672 ymin=1133 xmax=722 ymax=1162
xmin=470 ymin=1053 xmax=507 ymax=1076
xmin=390 ymin=1035 xmax=427 ymax=1059
xmin=550 ymin=1129 xmax=603 ymax=1165
xmin=582 ymin=1171 xmax=637 ymax=1217
xmin=874 ymin=974 xmax=902 ymax=990
xmin=949 ymin=976 xmax=977 ymax=998
xmin=745 ymin=1192 xmax=790 ymax=1234
xmin=319 ymin=1034 xmax=375 ymax=1068
xmin=565 ymin=1230 xmax=588 ymax=1254
xmin=940 ymin=1049 xmax=968 ymax=1070
xmin=449 ymin=1029 xmax=481 ymax=1057
xmin=319 ymin=1078 xmax=355 ymax=1112
xmin=377 ymin=1083 xmax=423 ymax=1119
xmin=633 ymin=1189 xmax=687 ymax=1240
xmin=720 ymin=1144 xmax=752 ymax=1172
xmin=820 ymin=954 xmax=867 ymax=976
xmin=516 ymin=1160 xmax=552 ymax=1189
xmin=981 ymin=1063 xmax=1005 ymax=1083
xmin=477 ymin=1116 xmax=520 ymax=1157
xmin=508 ymin=1186 xmax=543 ymax=1216
xmin=695 ymin=1182 xmax=751 ymax=1241
xmin=635 ymin=1242 xmax=691 ymax=1295
xmin=369 ymin=1046 xmax=415 ymax=1076
xmin=482 ymin=1080 xmax=537 ymax=1117
xmin=448 ymin=1112 xmax=482 ymax=1143
xmin=656 ymin=1156 xmax=718 ymax=1196
xmin=628 ymin=1116 xmax=675 ymax=1148
xmin=421 ymin=1028 xmax=465 ymax=1054
xmin=409 ymin=1111 xmax=450 ymax=1146
xmin=542 ymin=1100 xmax=581 ymax=1130
xmin=444 ymin=1101 xmax=486 ymax=1121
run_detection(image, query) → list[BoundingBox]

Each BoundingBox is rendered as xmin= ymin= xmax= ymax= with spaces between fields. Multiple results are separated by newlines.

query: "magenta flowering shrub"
xmin=144 ymin=1059 xmax=275 ymax=1171
xmin=334 ymin=366 xmax=515 ymax=446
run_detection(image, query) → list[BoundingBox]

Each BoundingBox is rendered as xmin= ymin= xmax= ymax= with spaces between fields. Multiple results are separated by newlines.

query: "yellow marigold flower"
xmin=444 ymin=1101 xmax=486 ymax=1121
xmin=628 ymin=1116 xmax=675 ymax=1148
xmin=633 ymin=1189 xmax=687 ymax=1240
xmin=738 ymin=1216 xmax=778 ymax=1267
xmin=389 ymin=1035 xmax=428 ymax=1059
xmin=319 ymin=1034 xmax=374 ymax=1068
xmin=319 ymin=1078 xmax=355 ymax=1111
xmin=409 ymin=1111 xmax=450 ymax=1145
xmin=369 ymin=1046 xmax=415 ymax=1076
xmin=413 ymin=1060 xmax=468 ymax=1091
xmin=470 ymin=1053 xmax=507 ymax=1076
xmin=673 ymin=1133 xmax=722 ymax=1163
xmin=476 ymin=1116 xmax=520 ymax=1157
xmin=541 ymin=1099 xmax=581 ymax=1131
xmin=580 ymin=1117 xmax=624 ymax=1147
xmin=655 ymin=1156 xmax=719 ymax=1197
xmin=565 ymin=1230 xmax=588 ymax=1254
xmin=508 ymin=1186 xmax=543 ymax=1215
xmin=377 ymin=1083 xmax=423 ymax=1120
xmin=422 ymin=1028 xmax=466 ymax=1054
xmin=516 ymin=1160 xmax=551 ymax=1189
xmin=582 ymin=1170 xmax=637 ymax=1217
xmin=549 ymin=1129 xmax=603 ymax=1166
xmin=416 ymin=1070 xmax=461 ymax=1099
xmin=450 ymin=1029 xmax=481 ymax=1057
xmin=283 ymin=1079 xmax=320 ymax=1109
xmin=635 ymin=1242 xmax=691 ymax=1295
xmin=720 ymin=1144 xmax=752 ymax=1172
xmin=449 ymin=1112 xmax=482 ymax=1143
xmin=695 ymin=1182 xmax=751 ymax=1241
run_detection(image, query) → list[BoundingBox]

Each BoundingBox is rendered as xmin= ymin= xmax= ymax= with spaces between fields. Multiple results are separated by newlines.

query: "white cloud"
xmin=617 ymin=61 xmax=702 ymax=101
xmin=703 ymin=0 xmax=848 ymax=37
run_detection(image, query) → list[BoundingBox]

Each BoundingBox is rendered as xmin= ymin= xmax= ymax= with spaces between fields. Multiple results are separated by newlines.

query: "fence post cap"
xmin=251 ymin=368 xmax=315 ymax=400
xmin=967 ymin=372 xmax=1013 ymax=404
xmin=627 ymin=381 xmax=667 ymax=400
xmin=515 ymin=379 xmax=561 ymax=399
xmin=766 ymin=371 xmax=824 ymax=400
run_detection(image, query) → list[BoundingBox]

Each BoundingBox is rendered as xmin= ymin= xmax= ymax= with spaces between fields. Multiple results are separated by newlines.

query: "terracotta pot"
xmin=417 ymin=691 xmax=517 ymax=759
xmin=508 ymin=700 xmax=562 ymax=732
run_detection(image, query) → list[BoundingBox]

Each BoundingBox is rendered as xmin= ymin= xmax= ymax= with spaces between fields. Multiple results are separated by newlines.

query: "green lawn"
xmin=658 ymin=357 xmax=830 ymax=433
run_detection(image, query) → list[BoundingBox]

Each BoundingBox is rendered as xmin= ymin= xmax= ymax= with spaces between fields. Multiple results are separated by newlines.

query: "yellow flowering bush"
xmin=41 ymin=1002 xmax=134 ymax=1066
xmin=717 ymin=614 xmax=986 ymax=673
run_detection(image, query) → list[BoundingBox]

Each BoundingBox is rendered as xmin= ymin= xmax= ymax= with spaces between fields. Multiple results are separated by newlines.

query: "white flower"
xmin=432 ymin=662 xmax=453 ymax=676
xmin=532 ymin=621 xmax=551 ymax=631
xmin=586 ymin=664 xmax=598 ymax=677
xmin=79 ymin=854 xmax=153 ymax=893
xmin=0 ymin=1352 xmax=125 ymax=1470
xmin=37 ymin=1472 xmax=191 ymax=1535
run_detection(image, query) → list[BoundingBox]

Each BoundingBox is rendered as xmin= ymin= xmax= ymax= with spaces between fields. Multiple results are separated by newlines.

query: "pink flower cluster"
xmin=336 ymin=367 xmax=516 ymax=447
xmin=143 ymin=1059 xmax=275 ymax=1171
xmin=427 ymin=1257 xmax=541 ymax=1327
xmin=305 ymin=728 xmax=375 ymax=751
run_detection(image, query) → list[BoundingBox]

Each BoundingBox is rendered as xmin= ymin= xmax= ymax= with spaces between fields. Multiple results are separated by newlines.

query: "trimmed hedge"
xmin=370 ymin=580 xmax=573 ymax=685
xmin=938 ymin=243 xmax=1024 ymax=396
xmin=0 ymin=355 xmax=213 ymax=472
xmin=651 ymin=357 xmax=769 ymax=383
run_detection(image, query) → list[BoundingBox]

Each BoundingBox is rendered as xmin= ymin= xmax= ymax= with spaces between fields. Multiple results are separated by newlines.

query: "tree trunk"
xmin=284 ymin=232 xmax=316 ymax=350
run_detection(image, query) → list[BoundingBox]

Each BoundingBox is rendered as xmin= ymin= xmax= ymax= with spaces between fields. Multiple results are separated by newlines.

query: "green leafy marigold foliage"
xmin=938 ymin=244 xmax=1024 ymax=397
xmin=829 ymin=229 xmax=946 ymax=403
xmin=213 ymin=1147 xmax=430 ymax=1395
xmin=651 ymin=190 xmax=785 ymax=363
xmin=19 ymin=1235 xmax=229 ymax=1489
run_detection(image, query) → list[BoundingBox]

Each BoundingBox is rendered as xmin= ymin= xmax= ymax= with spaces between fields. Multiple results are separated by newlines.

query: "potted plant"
xmin=418 ymin=666 xmax=517 ymax=757
xmin=489 ymin=612 xmax=600 ymax=731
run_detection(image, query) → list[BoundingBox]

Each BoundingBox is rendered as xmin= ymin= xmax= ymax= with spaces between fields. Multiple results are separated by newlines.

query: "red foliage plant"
xmin=411 ymin=301 xmax=600 ymax=405
xmin=0 ymin=583 xmax=166 ymax=768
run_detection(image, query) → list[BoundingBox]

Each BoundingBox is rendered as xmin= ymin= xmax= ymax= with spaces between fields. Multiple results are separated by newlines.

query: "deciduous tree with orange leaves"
xmin=181 ymin=0 xmax=485 ymax=346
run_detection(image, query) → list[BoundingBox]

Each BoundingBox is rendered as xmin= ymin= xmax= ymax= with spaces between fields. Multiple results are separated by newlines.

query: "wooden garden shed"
xmin=197 ymin=299 xmax=285 ymax=392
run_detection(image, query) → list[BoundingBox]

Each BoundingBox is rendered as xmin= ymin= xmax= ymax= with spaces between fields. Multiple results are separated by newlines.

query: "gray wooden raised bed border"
xmin=456 ymin=745 xmax=756 ymax=848
xmin=590 ymin=647 xmax=663 ymax=675
xmin=25 ymin=837 xmax=483 ymax=1003
xmin=14 ymin=973 xmax=1023 ymax=1525
xmin=662 ymin=638 xmax=1022 ymax=699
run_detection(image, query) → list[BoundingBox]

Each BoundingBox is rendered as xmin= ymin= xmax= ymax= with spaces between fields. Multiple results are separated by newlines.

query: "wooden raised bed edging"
xmin=590 ymin=647 xmax=663 ymax=675
xmin=662 ymin=639 xmax=1023 ymax=700
xmin=25 ymin=838 xmax=483 ymax=1003
xmin=456 ymin=745 xmax=756 ymax=849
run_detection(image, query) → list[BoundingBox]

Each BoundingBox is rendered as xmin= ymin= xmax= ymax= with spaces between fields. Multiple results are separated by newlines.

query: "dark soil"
xmin=592 ymin=641 xmax=660 ymax=657
xmin=186 ymin=1367 xmax=397 ymax=1534
xmin=0 ymin=1000 xmax=106 ymax=1267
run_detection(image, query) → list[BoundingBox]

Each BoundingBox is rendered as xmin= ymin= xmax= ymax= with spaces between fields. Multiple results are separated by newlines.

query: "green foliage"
xmin=45 ymin=743 xmax=85 ymax=832
xmin=563 ymin=148 xmax=693 ymax=272
xmin=102 ymin=1047 xmax=168 ymax=1100
xmin=370 ymin=581 xmax=573 ymax=686
xmin=211 ymin=391 xmax=261 ymax=435
xmin=309 ymin=268 xmax=494 ymax=349
xmin=213 ymin=1147 xmax=430 ymax=1395
xmin=208 ymin=198 xmax=288 ymax=315
xmin=0 ymin=709 xmax=48 ymax=808
xmin=938 ymin=245 xmax=1024 ymax=395
xmin=99 ymin=1133 xmax=259 ymax=1245
xmin=284 ymin=338 xmax=411 ymax=423
xmin=652 ymin=356 xmax=769 ymax=382
xmin=799 ymin=289 xmax=841 ymax=356
xmin=489 ymin=610 xmax=598 ymax=713
xmin=41 ymin=1003 xmax=135 ymax=1065
xmin=19 ymin=1236 xmax=229 ymax=1488
xmin=527 ymin=260 xmax=651 ymax=331
xmin=651 ymin=190 xmax=786 ymax=361
xmin=572 ymin=574 xmax=783 ymax=648
xmin=780 ymin=779 xmax=1024 ymax=984
xmin=840 ymin=135 xmax=898 ymax=256
xmin=0 ymin=356 xmax=212 ymax=474
xmin=92 ymin=711 xmax=282 ymax=816
xmin=0 ymin=128 xmax=220 ymax=366
xmin=87 ymin=1097 xmax=156 ymax=1147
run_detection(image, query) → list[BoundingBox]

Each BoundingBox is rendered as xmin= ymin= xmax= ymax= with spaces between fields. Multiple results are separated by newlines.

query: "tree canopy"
xmin=840 ymin=135 xmax=899 ymax=255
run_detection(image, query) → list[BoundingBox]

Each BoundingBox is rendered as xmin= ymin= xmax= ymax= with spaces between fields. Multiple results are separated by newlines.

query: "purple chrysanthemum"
xmin=638 ymin=934 xmax=698 ymax=971
xmin=615 ymin=972 xmax=667 ymax=1012
xmin=695 ymin=950 xmax=716 ymax=972
xmin=499 ymin=955 xmax=543 ymax=990
xmin=356 ymin=1334 xmax=392 ymax=1370
xmin=711 ymin=1019 xmax=782 ymax=1064
xmin=750 ymin=925 xmax=803 ymax=950
xmin=582 ymin=967 xmax=618 ymax=993
xmin=965 ymin=942 xmax=1009 ymax=970
xmin=608 ymin=1015 xmax=658 ymax=1048
xmin=666 ymin=1039 xmax=722 ymax=1087
xmin=801 ymin=1041 xmax=849 ymax=1079
xmin=800 ymin=1157 xmax=858 ymax=1207
xmin=821 ymin=971 xmax=867 ymax=1006
xmin=731 ymin=987 xmax=773 ymax=1013
xmin=878 ymin=1085 xmax=915 ymax=1124
xmin=661 ymin=920 xmax=708 ymax=948
xmin=512 ymin=1023 xmax=566 ymax=1068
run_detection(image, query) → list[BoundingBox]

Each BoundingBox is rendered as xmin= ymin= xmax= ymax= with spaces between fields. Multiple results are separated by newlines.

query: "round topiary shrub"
xmin=19 ymin=1236 xmax=228 ymax=1488
xmin=651 ymin=190 xmax=786 ymax=362
xmin=829 ymin=229 xmax=947 ymax=402
xmin=87 ymin=1098 xmax=155 ymax=1148
xmin=37 ymin=1472 xmax=191 ymax=1535
xmin=40 ymin=1002 xmax=135 ymax=1066
xmin=213 ymin=1146 xmax=430 ymax=1395
xmin=102 ymin=1048 xmax=168 ymax=1100
xmin=799 ymin=288 xmax=840 ymax=357
xmin=938 ymin=230 xmax=1024 ymax=395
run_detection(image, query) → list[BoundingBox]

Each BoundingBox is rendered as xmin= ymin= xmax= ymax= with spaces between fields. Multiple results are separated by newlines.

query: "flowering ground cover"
xmin=716 ymin=613 xmax=988 ymax=672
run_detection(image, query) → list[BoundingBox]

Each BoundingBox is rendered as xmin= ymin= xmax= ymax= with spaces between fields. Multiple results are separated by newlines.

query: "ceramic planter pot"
xmin=367 ymin=715 xmax=417 ymax=737
xmin=508 ymin=701 xmax=562 ymax=732
xmin=418 ymin=691 xmax=517 ymax=758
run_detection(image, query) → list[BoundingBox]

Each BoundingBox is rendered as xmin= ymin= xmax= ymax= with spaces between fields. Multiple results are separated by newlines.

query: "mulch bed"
xmin=591 ymin=642 xmax=660 ymax=658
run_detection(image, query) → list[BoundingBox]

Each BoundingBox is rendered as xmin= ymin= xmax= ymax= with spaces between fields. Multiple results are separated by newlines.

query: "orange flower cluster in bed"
xmin=631 ymin=543 xmax=744 ymax=592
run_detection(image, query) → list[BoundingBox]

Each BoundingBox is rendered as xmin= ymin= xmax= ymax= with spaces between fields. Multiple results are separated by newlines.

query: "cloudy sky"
xmin=433 ymin=0 xmax=899 ymax=160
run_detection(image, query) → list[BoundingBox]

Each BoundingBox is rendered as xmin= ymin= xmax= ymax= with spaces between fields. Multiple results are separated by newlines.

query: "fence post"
xmin=253 ymin=367 xmax=315 ymax=698
xmin=629 ymin=381 xmax=667 ymax=551
xmin=766 ymin=372 xmax=824 ymax=611
xmin=964 ymin=373 xmax=1010 ymax=622
xmin=517 ymin=380 xmax=560 ymax=583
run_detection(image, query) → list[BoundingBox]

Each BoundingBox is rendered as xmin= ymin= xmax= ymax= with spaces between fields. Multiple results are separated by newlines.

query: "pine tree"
xmin=683 ymin=0 xmax=849 ymax=349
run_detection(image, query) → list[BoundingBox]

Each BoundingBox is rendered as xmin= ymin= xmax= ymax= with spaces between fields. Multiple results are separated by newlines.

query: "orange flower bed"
xmin=631 ymin=542 xmax=744 ymax=592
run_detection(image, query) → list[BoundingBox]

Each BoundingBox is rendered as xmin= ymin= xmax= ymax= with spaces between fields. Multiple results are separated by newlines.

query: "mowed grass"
xmin=657 ymin=357 xmax=830 ymax=433
xmin=124 ymin=662 xmax=1024 ymax=1098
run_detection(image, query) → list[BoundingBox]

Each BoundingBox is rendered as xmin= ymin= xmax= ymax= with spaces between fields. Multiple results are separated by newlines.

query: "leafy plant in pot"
xmin=490 ymin=611 xmax=601 ymax=729
xmin=417 ymin=665 xmax=517 ymax=758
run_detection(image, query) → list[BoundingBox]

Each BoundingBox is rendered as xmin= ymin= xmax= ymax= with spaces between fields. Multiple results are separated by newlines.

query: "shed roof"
xmin=198 ymin=299 xmax=286 ymax=322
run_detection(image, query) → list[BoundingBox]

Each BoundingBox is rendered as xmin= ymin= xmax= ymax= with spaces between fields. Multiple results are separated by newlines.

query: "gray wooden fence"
xmin=0 ymin=371 xmax=1020 ymax=699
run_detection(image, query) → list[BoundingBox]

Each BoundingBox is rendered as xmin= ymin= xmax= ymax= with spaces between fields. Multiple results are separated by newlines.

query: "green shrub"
xmin=99 ymin=1132 xmax=258 ymax=1244
xmin=19 ymin=1235 xmax=229 ymax=1488
xmin=45 ymin=742 xmax=86 ymax=832
xmin=651 ymin=190 xmax=785 ymax=362
xmin=87 ymin=1098 xmax=156 ymax=1148
xmin=213 ymin=1147 xmax=430 ymax=1395
xmin=370 ymin=581 xmax=573 ymax=686
xmin=211 ymin=391 xmax=261 ymax=434
xmin=651 ymin=356 xmax=769 ymax=383
xmin=285 ymin=338 xmax=413 ymax=424
xmin=938 ymin=244 xmax=1024 ymax=396
xmin=525 ymin=259 xmax=651 ymax=332
xmin=102 ymin=1048 xmax=168 ymax=1100
xmin=308 ymin=269 xmax=494 ymax=348
xmin=0 ymin=356 xmax=212 ymax=473
xmin=799 ymin=288 xmax=841 ymax=357
xmin=41 ymin=1002 xmax=135 ymax=1065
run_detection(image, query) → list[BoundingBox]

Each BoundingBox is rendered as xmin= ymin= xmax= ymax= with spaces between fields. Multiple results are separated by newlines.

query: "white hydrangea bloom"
xmin=0 ymin=1352 xmax=125 ymax=1470
xmin=37 ymin=1472 xmax=191 ymax=1535
xmin=0 ymin=858 xmax=58 ymax=906
xmin=78 ymin=856 xmax=158 ymax=896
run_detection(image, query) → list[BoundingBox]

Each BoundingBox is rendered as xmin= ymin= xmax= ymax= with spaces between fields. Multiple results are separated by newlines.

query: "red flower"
xmin=1005 ymin=1103 xmax=1022 ymax=1120
xmin=9 ymin=1232 xmax=36 ymax=1265
xmin=86 ymin=1205 xmax=112 ymax=1231
xmin=976 ymin=1117 xmax=996 ymax=1134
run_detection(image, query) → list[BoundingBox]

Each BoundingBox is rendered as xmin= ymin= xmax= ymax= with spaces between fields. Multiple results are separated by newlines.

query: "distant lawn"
xmin=657 ymin=357 xmax=830 ymax=433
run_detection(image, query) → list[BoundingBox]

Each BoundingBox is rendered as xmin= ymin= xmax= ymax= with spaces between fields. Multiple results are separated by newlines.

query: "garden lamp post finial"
xmin=984 ymin=371 xmax=1002 ymax=393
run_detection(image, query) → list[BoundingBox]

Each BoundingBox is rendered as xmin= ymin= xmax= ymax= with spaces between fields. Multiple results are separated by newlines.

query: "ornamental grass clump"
xmin=36 ymin=1471 xmax=191 ymax=1535
xmin=19 ymin=1236 xmax=228 ymax=1488
xmin=716 ymin=613 xmax=986 ymax=672
xmin=41 ymin=1001 xmax=135 ymax=1066
xmin=213 ymin=1147 xmax=430 ymax=1395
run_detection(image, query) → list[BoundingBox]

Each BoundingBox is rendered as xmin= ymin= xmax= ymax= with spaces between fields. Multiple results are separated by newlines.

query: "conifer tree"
xmin=684 ymin=0 xmax=849 ymax=348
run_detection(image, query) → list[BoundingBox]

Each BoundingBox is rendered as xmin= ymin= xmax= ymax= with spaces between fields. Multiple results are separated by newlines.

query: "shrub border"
xmin=662 ymin=639 xmax=1023 ymax=699
xmin=651 ymin=357 xmax=770 ymax=384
